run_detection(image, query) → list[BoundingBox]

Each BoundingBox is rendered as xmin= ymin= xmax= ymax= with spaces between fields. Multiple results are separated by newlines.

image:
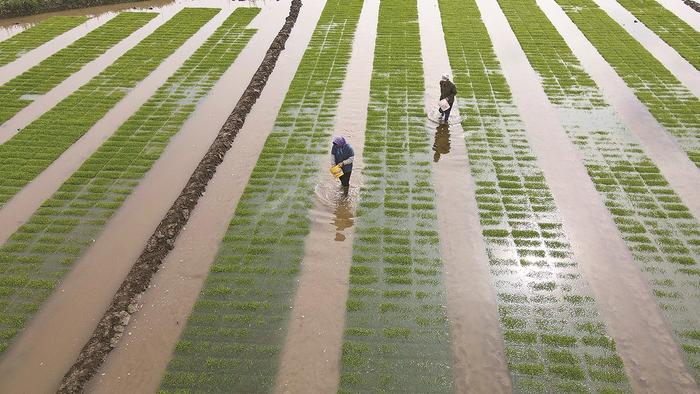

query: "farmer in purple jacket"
xmin=331 ymin=136 xmax=354 ymax=189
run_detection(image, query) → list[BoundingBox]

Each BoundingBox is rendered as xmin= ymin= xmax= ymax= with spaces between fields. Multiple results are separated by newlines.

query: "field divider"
xmin=417 ymin=0 xmax=512 ymax=392
xmin=57 ymin=2 xmax=301 ymax=391
xmin=0 ymin=12 xmax=157 ymax=127
xmin=537 ymin=0 xmax=700 ymax=247
xmin=0 ymin=7 xmax=234 ymax=246
xmin=82 ymin=3 xmax=330 ymax=392
xmin=0 ymin=8 xmax=261 ymax=393
xmin=0 ymin=16 xmax=87 ymax=67
xmin=273 ymin=1 xmax=377 ymax=392
xmin=0 ymin=13 xmax=167 ymax=139
xmin=591 ymin=0 xmax=700 ymax=98
xmin=655 ymin=0 xmax=700 ymax=28
xmin=0 ymin=8 xmax=221 ymax=209
xmin=476 ymin=0 xmax=696 ymax=390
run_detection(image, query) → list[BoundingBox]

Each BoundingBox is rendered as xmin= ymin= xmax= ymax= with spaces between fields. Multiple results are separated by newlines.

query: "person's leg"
xmin=340 ymin=171 xmax=351 ymax=187
xmin=443 ymin=106 xmax=452 ymax=123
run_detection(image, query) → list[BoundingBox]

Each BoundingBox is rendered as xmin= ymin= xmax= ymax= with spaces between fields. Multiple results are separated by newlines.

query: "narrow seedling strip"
xmin=0 ymin=16 xmax=87 ymax=66
xmin=0 ymin=7 xmax=259 ymax=356
xmin=158 ymin=1 xmax=362 ymax=391
xmin=499 ymin=0 xmax=700 ymax=381
xmin=616 ymin=0 xmax=700 ymax=70
xmin=339 ymin=0 xmax=453 ymax=391
xmin=438 ymin=0 xmax=632 ymax=391
xmin=554 ymin=0 xmax=700 ymax=169
xmin=0 ymin=12 xmax=156 ymax=125
xmin=0 ymin=8 xmax=219 ymax=209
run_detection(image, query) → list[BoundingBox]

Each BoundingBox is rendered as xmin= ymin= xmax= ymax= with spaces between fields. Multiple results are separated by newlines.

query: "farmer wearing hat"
xmin=439 ymin=73 xmax=457 ymax=124
xmin=331 ymin=136 xmax=354 ymax=188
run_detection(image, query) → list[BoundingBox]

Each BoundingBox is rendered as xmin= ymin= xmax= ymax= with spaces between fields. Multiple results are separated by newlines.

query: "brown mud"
xmin=537 ymin=0 xmax=700 ymax=232
xmin=83 ymin=2 xmax=326 ymax=392
xmin=417 ymin=1 xmax=512 ymax=392
xmin=0 ymin=4 xmax=225 ymax=247
xmin=57 ymin=0 xmax=302 ymax=391
xmin=0 ymin=6 xmax=257 ymax=394
xmin=478 ymin=0 xmax=699 ymax=391
xmin=684 ymin=0 xmax=700 ymax=13
xmin=0 ymin=15 xmax=99 ymax=83
xmin=592 ymin=0 xmax=700 ymax=98
xmin=272 ymin=1 xmax=376 ymax=392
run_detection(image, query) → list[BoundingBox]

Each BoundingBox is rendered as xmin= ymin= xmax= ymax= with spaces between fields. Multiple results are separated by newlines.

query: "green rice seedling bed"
xmin=555 ymin=0 xmax=700 ymax=169
xmin=0 ymin=12 xmax=156 ymax=125
xmin=0 ymin=16 xmax=87 ymax=66
xmin=0 ymin=8 xmax=218 ymax=209
xmin=616 ymin=0 xmax=700 ymax=70
xmin=0 ymin=7 xmax=259 ymax=356
xmin=439 ymin=0 xmax=632 ymax=391
xmin=339 ymin=0 xmax=453 ymax=392
xmin=499 ymin=0 xmax=700 ymax=381
xmin=159 ymin=1 xmax=363 ymax=391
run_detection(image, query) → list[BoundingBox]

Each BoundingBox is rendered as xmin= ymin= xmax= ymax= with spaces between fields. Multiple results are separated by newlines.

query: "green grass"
xmin=502 ymin=0 xmax=700 ymax=383
xmin=0 ymin=12 xmax=156 ymax=124
xmin=0 ymin=7 xmax=259 ymax=358
xmin=439 ymin=0 xmax=632 ymax=391
xmin=0 ymin=16 xmax=86 ymax=66
xmin=0 ymin=8 xmax=219 ymax=209
xmin=616 ymin=0 xmax=700 ymax=70
xmin=339 ymin=0 xmax=453 ymax=392
xmin=158 ymin=1 xmax=363 ymax=392
xmin=555 ymin=0 xmax=700 ymax=169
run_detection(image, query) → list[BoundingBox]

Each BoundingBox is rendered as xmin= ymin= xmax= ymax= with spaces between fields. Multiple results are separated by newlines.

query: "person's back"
xmin=440 ymin=79 xmax=457 ymax=105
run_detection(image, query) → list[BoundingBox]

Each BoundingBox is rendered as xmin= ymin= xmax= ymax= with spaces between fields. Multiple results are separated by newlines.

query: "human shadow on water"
xmin=433 ymin=123 xmax=451 ymax=162
xmin=333 ymin=193 xmax=354 ymax=242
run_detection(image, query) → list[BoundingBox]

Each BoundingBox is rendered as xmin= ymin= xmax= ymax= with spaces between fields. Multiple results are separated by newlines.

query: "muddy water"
xmin=0 ymin=4 xmax=276 ymax=393
xmin=0 ymin=12 xmax=167 ymax=142
xmin=656 ymin=0 xmax=700 ymax=29
xmin=82 ymin=2 xmax=329 ymax=392
xmin=0 ymin=16 xmax=104 ymax=82
xmin=0 ymin=3 xmax=229 ymax=245
xmin=537 ymin=0 xmax=700 ymax=230
xmin=272 ymin=1 xmax=377 ymax=393
xmin=592 ymin=0 xmax=700 ymax=98
xmin=416 ymin=1 xmax=512 ymax=393
xmin=477 ymin=0 xmax=699 ymax=391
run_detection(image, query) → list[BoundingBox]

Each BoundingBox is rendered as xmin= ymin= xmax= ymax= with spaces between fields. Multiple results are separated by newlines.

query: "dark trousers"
xmin=339 ymin=171 xmax=351 ymax=187
xmin=442 ymin=105 xmax=452 ymax=122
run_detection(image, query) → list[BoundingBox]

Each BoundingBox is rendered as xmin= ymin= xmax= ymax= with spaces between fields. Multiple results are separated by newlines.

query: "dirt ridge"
xmin=56 ymin=1 xmax=302 ymax=392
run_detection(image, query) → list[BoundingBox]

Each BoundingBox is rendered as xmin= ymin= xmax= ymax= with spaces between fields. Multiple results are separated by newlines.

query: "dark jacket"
xmin=440 ymin=80 xmax=457 ymax=105
xmin=332 ymin=143 xmax=354 ymax=173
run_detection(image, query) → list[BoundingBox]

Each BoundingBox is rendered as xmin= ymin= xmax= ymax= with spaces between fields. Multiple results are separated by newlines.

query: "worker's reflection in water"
xmin=433 ymin=123 xmax=451 ymax=162
xmin=333 ymin=195 xmax=354 ymax=242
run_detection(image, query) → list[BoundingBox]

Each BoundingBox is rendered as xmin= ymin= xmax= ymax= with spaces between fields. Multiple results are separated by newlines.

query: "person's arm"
xmin=449 ymin=83 xmax=457 ymax=101
xmin=339 ymin=146 xmax=354 ymax=166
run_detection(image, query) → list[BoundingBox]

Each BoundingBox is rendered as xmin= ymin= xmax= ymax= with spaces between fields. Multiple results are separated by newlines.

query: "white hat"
xmin=441 ymin=73 xmax=450 ymax=81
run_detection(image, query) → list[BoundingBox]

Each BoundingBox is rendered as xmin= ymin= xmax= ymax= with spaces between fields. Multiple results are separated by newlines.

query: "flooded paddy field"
xmin=0 ymin=0 xmax=698 ymax=392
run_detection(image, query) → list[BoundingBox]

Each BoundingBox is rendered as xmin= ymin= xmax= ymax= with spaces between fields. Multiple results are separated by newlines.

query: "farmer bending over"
xmin=331 ymin=136 xmax=354 ymax=188
xmin=439 ymin=73 xmax=457 ymax=124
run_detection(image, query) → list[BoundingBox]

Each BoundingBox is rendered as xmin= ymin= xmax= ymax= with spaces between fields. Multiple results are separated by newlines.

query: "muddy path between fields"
xmin=538 ymin=0 xmax=700 ymax=237
xmin=591 ymin=0 xmax=700 ymax=98
xmin=0 ymin=11 xmax=163 ymax=140
xmin=272 ymin=1 xmax=376 ymax=393
xmin=0 ymin=2 xmax=231 ymax=245
xmin=417 ymin=0 xmax=512 ymax=393
xmin=656 ymin=0 xmax=700 ymax=28
xmin=479 ymin=0 xmax=698 ymax=391
xmin=0 ymin=15 xmax=110 ymax=84
xmin=0 ymin=3 xmax=290 ymax=393
xmin=67 ymin=2 xmax=328 ymax=392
